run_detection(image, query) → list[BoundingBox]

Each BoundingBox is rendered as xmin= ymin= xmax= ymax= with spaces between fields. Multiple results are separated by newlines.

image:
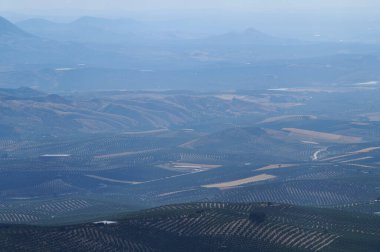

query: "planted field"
xmin=202 ymin=174 xmax=277 ymax=189
xmin=282 ymin=128 xmax=362 ymax=144
xmin=0 ymin=203 xmax=379 ymax=251
xmin=256 ymin=164 xmax=298 ymax=171
xmin=1 ymin=108 xmax=380 ymax=229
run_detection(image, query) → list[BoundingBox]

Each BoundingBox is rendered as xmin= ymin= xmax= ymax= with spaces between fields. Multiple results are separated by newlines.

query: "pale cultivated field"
xmin=121 ymin=129 xmax=169 ymax=135
xmin=85 ymin=175 xmax=141 ymax=185
xmin=347 ymin=164 xmax=377 ymax=169
xmin=202 ymin=174 xmax=276 ymax=189
xmin=216 ymin=94 xmax=264 ymax=103
xmin=351 ymin=122 xmax=370 ymax=126
xmin=301 ymin=140 xmax=319 ymax=145
xmin=322 ymin=146 xmax=380 ymax=162
xmin=95 ymin=149 xmax=159 ymax=159
xmin=40 ymin=154 xmax=71 ymax=157
xmin=256 ymin=164 xmax=297 ymax=171
xmin=340 ymin=157 xmax=373 ymax=163
xmin=321 ymin=153 xmax=356 ymax=161
xmin=159 ymin=162 xmax=222 ymax=172
xmin=260 ymin=115 xmax=317 ymax=124
xmin=179 ymin=138 xmax=200 ymax=148
xmin=216 ymin=94 xmax=303 ymax=110
xmin=352 ymin=147 xmax=380 ymax=154
xmin=172 ymin=163 xmax=221 ymax=169
xmin=282 ymin=128 xmax=362 ymax=143
xmin=363 ymin=113 xmax=380 ymax=121
xmin=158 ymin=189 xmax=196 ymax=197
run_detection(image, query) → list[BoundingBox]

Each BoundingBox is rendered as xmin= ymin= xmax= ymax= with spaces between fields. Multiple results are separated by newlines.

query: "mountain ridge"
xmin=0 ymin=16 xmax=32 ymax=38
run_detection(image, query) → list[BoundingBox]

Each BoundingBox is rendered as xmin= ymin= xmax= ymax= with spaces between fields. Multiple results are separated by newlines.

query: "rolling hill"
xmin=0 ymin=88 xmax=265 ymax=137
xmin=17 ymin=16 xmax=143 ymax=44
xmin=206 ymin=27 xmax=293 ymax=46
xmin=0 ymin=202 xmax=379 ymax=251
xmin=0 ymin=16 xmax=32 ymax=38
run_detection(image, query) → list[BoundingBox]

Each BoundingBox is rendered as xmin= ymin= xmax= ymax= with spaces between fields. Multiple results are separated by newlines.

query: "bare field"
xmin=321 ymin=153 xmax=356 ymax=161
xmin=202 ymin=174 xmax=276 ymax=189
xmin=215 ymin=95 xmax=303 ymax=110
xmin=352 ymin=147 xmax=380 ymax=154
xmin=301 ymin=140 xmax=319 ymax=145
xmin=159 ymin=162 xmax=222 ymax=172
xmin=121 ymin=129 xmax=169 ymax=135
xmin=171 ymin=163 xmax=221 ymax=169
xmin=347 ymin=163 xmax=378 ymax=169
xmin=366 ymin=113 xmax=380 ymax=121
xmin=260 ymin=115 xmax=317 ymax=124
xmin=323 ymin=147 xmax=380 ymax=162
xmin=256 ymin=164 xmax=297 ymax=171
xmin=351 ymin=122 xmax=370 ymax=126
xmin=95 ymin=149 xmax=159 ymax=159
xmin=340 ymin=157 xmax=373 ymax=163
xmin=282 ymin=128 xmax=362 ymax=143
xmin=158 ymin=189 xmax=196 ymax=197
xmin=85 ymin=175 xmax=141 ymax=185
xmin=179 ymin=138 xmax=200 ymax=149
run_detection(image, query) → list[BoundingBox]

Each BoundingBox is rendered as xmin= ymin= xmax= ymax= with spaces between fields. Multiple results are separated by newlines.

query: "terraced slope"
xmin=0 ymin=203 xmax=379 ymax=252
xmin=2 ymin=123 xmax=380 ymax=224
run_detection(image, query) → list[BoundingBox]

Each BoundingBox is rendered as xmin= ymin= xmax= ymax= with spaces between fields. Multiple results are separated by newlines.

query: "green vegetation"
xmin=0 ymin=203 xmax=379 ymax=251
xmin=1 ymin=88 xmax=380 ymax=250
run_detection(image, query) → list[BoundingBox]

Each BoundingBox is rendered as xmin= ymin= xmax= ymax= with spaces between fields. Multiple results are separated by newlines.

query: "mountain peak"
xmin=71 ymin=16 xmax=140 ymax=28
xmin=0 ymin=16 xmax=31 ymax=37
xmin=244 ymin=27 xmax=262 ymax=34
xmin=240 ymin=27 xmax=275 ymax=39
xmin=207 ymin=27 xmax=280 ymax=45
xmin=72 ymin=16 xmax=110 ymax=24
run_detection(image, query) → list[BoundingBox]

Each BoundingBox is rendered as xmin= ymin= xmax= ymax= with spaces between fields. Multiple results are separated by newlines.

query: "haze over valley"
xmin=1 ymin=1 xmax=380 ymax=251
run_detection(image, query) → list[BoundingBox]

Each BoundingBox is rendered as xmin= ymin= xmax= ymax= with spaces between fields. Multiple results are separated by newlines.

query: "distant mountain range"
xmin=0 ymin=16 xmax=143 ymax=68
xmin=0 ymin=16 xmax=32 ymax=38
xmin=2 ymin=16 xmax=380 ymax=92
xmin=16 ymin=16 xmax=294 ymax=45
xmin=0 ymin=16 xmax=89 ymax=65
xmin=206 ymin=28 xmax=294 ymax=46
xmin=17 ymin=16 xmax=144 ymax=43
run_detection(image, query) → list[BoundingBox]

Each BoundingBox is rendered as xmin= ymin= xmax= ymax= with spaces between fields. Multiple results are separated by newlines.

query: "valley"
xmin=1 ymin=9 xmax=380 ymax=250
xmin=0 ymin=87 xmax=380 ymax=230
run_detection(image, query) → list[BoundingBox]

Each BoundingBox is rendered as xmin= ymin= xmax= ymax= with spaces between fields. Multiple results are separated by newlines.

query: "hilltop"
xmin=0 ymin=202 xmax=379 ymax=251
xmin=0 ymin=16 xmax=32 ymax=38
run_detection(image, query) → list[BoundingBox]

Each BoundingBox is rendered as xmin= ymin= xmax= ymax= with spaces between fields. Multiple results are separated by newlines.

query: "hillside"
xmin=0 ymin=202 xmax=379 ymax=251
xmin=1 ymin=87 xmax=380 ymax=227
xmin=17 ymin=16 xmax=143 ymax=43
xmin=3 ymin=3 xmax=380 ymax=251
xmin=2 ymin=16 xmax=380 ymax=91
xmin=0 ymin=88 xmax=277 ymax=138
xmin=206 ymin=28 xmax=292 ymax=46
xmin=0 ymin=16 xmax=31 ymax=38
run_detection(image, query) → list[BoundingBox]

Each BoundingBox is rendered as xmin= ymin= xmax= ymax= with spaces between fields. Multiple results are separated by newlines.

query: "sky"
xmin=1 ymin=0 xmax=380 ymax=13
xmin=2 ymin=0 xmax=380 ymax=35
xmin=0 ymin=1 xmax=379 ymax=45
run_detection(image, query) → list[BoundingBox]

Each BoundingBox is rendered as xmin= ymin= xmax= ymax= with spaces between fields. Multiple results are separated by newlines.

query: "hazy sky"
xmin=1 ymin=0 xmax=380 ymax=12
